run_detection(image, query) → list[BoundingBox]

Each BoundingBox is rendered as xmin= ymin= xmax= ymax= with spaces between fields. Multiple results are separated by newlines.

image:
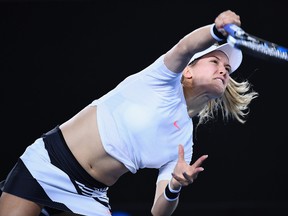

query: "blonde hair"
xmin=195 ymin=76 xmax=258 ymax=126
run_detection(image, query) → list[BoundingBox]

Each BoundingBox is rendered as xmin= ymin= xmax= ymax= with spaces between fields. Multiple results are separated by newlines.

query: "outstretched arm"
xmin=164 ymin=10 xmax=241 ymax=74
xmin=151 ymin=145 xmax=208 ymax=216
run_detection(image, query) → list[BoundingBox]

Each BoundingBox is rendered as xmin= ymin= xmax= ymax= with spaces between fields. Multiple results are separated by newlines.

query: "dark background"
xmin=1 ymin=1 xmax=288 ymax=215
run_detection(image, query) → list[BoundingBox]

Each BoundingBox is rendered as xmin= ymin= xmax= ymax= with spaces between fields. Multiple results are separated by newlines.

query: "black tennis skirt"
xmin=0 ymin=126 xmax=112 ymax=216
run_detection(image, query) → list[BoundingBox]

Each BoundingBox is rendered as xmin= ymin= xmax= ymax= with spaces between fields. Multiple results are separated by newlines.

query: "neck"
xmin=183 ymin=85 xmax=210 ymax=117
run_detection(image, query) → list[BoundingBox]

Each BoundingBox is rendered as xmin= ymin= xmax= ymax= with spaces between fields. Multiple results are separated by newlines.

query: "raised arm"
xmin=164 ymin=10 xmax=241 ymax=74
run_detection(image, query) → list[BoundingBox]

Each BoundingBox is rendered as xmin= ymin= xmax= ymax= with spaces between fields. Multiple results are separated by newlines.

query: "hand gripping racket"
xmin=224 ymin=24 xmax=288 ymax=62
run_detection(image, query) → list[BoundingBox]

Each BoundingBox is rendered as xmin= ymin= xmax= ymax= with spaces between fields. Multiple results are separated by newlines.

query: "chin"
xmin=208 ymin=87 xmax=225 ymax=99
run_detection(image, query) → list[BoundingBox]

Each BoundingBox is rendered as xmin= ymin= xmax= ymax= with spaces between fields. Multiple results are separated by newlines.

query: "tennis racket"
xmin=224 ymin=24 xmax=288 ymax=62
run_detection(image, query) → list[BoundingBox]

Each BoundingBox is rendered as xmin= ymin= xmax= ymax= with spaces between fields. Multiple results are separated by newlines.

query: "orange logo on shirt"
xmin=173 ymin=121 xmax=180 ymax=129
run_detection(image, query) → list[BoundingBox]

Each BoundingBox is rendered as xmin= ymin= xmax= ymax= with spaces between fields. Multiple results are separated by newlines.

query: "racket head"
xmin=225 ymin=24 xmax=288 ymax=63
xmin=227 ymin=36 xmax=288 ymax=63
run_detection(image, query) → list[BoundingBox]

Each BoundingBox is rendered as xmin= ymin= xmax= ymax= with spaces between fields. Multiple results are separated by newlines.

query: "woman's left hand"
xmin=171 ymin=144 xmax=208 ymax=187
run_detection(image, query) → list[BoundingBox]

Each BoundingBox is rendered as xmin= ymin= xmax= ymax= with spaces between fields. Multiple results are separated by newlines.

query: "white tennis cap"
xmin=188 ymin=43 xmax=243 ymax=73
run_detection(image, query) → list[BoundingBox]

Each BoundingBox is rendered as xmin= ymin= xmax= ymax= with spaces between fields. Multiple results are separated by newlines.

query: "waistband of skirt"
xmin=42 ymin=125 xmax=109 ymax=189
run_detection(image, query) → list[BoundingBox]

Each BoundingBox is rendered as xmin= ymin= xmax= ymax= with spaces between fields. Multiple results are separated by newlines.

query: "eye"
xmin=211 ymin=58 xmax=231 ymax=74
xmin=225 ymin=66 xmax=232 ymax=74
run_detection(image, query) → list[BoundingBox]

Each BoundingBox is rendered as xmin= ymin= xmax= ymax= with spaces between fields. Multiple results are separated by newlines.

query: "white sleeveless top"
xmin=89 ymin=54 xmax=193 ymax=183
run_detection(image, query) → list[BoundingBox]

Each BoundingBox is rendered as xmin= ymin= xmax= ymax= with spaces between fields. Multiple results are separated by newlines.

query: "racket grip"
xmin=224 ymin=24 xmax=245 ymax=38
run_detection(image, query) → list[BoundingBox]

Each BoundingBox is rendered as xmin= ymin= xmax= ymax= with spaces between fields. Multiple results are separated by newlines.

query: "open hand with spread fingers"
xmin=171 ymin=145 xmax=208 ymax=187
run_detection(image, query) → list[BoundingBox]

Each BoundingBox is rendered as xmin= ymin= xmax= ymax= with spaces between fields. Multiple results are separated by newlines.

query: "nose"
xmin=219 ymin=65 xmax=229 ymax=76
xmin=219 ymin=70 xmax=227 ymax=75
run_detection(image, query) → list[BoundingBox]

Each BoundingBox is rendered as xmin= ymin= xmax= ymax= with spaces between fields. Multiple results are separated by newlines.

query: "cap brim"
xmin=188 ymin=43 xmax=242 ymax=73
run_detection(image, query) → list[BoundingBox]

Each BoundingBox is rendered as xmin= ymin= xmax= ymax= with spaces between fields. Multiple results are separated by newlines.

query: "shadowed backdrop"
xmin=0 ymin=1 xmax=287 ymax=215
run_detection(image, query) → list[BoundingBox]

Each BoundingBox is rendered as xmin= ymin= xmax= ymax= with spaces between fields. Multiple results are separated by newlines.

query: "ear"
xmin=182 ymin=66 xmax=193 ymax=79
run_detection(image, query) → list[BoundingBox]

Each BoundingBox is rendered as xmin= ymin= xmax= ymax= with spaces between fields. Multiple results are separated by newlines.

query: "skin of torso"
xmin=59 ymin=105 xmax=129 ymax=186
